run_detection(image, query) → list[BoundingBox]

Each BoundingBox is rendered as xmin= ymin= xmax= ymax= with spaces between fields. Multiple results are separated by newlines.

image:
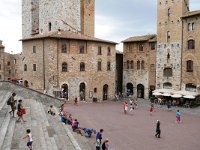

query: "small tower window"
xmin=61 ymin=44 xmax=67 ymax=53
xmin=33 ymin=64 xmax=36 ymax=71
xmin=62 ymin=62 xmax=68 ymax=72
xmin=137 ymin=61 xmax=140 ymax=70
xmin=98 ymin=61 xmax=102 ymax=71
xmin=107 ymin=61 xmax=111 ymax=71
xmin=98 ymin=46 xmax=102 ymax=55
xmin=33 ymin=46 xmax=36 ymax=53
xmin=168 ymin=8 xmax=171 ymax=16
xmin=188 ymin=40 xmax=195 ymax=49
xmin=167 ymin=31 xmax=170 ymax=43
xmin=24 ymin=64 xmax=27 ymax=71
xmin=186 ymin=60 xmax=193 ymax=72
xmin=48 ymin=22 xmax=52 ymax=31
xmin=80 ymin=62 xmax=85 ymax=71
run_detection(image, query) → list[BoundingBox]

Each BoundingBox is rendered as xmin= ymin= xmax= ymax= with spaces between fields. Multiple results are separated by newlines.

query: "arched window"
xmin=188 ymin=40 xmax=195 ymax=49
xmin=163 ymin=68 xmax=172 ymax=77
xmin=130 ymin=61 xmax=134 ymax=69
xmin=186 ymin=83 xmax=196 ymax=92
xmin=24 ymin=64 xmax=27 ymax=71
xmin=62 ymin=62 xmax=68 ymax=72
xmin=80 ymin=62 xmax=85 ymax=71
xmin=167 ymin=31 xmax=170 ymax=42
xmin=163 ymin=82 xmax=172 ymax=89
xmin=141 ymin=61 xmax=145 ymax=69
xmin=186 ymin=60 xmax=193 ymax=72
xmin=127 ymin=60 xmax=130 ymax=69
xmin=137 ymin=61 xmax=140 ymax=70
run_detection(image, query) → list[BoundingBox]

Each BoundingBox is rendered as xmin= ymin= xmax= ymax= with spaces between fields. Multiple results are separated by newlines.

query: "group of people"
xmin=123 ymin=97 xmax=138 ymax=114
xmin=7 ymin=92 xmax=26 ymax=122
xmin=7 ymin=93 xmax=32 ymax=149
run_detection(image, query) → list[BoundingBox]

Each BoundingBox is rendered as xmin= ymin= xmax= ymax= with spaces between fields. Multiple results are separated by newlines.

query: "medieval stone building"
xmin=122 ymin=35 xmax=157 ymax=99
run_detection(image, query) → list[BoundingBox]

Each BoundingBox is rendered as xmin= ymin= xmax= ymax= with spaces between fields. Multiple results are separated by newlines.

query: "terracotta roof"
xmin=122 ymin=34 xmax=156 ymax=43
xmin=149 ymin=36 xmax=157 ymax=42
xmin=20 ymin=31 xmax=117 ymax=44
xmin=182 ymin=10 xmax=200 ymax=19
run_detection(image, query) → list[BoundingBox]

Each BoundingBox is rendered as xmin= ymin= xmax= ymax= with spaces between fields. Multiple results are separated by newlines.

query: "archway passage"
xmin=24 ymin=80 xmax=29 ymax=87
xmin=62 ymin=84 xmax=68 ymax=99
xmin=137 ymin=84 xmax=144 ymax=98
xmin=103 ymin=84 xmax=108 ymax=100
xmin=80 ymin=83 xmax=86 ymax=101
xmin=126 ymin=83 xmax=133 ymax=96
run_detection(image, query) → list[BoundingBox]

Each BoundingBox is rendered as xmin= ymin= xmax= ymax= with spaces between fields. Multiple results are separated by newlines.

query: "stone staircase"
xmin=0 ymin=82 xmax=92 ymax=150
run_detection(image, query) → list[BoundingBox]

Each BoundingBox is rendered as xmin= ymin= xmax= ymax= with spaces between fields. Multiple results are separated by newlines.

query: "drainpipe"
xmin=43 ymin=39 xmax=45 ymax=90
xmin=180 ymin=19 xmax=184 ymax=91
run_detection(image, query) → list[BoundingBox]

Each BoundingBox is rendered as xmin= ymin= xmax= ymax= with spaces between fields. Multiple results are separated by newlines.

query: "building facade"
xmin=21 ymin=31 xmax=116 ymax=101
xmin=156 ymin=0 xmax=189 ymax=91
xmin=181 ymin=11 xmax=200 ymax=92
xmin=22 ymin=0 xmax=95 ymax=38
xmin=122 ymin=35 xmax=157 ymax=99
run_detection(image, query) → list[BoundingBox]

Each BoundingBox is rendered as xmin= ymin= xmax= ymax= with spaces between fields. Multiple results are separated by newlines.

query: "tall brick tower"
xmin=156 ymin=0 xmax=189 ymax=90
xmin=81 ymin=0 xmax=95 ymax=37
xmin=22 ymin=0 xmax=95 ymax=38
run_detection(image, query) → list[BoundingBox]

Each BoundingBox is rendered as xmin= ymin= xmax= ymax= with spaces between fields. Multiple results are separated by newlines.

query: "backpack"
xmin=7 ymin=97 xmax=12 ymax=105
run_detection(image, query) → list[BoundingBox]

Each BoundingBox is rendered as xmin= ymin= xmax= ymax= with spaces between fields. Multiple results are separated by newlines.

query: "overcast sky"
xmin=0 ymin=0 xmax=200 ymax=53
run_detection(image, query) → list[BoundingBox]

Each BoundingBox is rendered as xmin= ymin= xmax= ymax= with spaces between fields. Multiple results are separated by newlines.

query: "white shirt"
xmin=28 ymin=133 xmax=33 ymax=142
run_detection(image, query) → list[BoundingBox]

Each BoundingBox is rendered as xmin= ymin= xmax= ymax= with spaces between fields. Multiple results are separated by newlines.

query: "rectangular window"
xmin=61 ymin=44 xmax=67 ymax=53
xmin=138 ymin=44 xmax=144 ymax=51
xmin=150 ymin=64 xmax=155 ymax=72
xmin=7 ymin=61 xmax=10 ymax=66
xmin=107 ymin=62 xmax=111 ymax=71
xmin=98 ymin=46 xmax=102 ymax=55
xmin=107 ymin=47 xmax=111 ymax=56
xmin=14 ymin=59 xmax=17 ymax=64
xmin=98 ymin=61 xmax=102 ymax=71
xmin=151 ymin=43 xmax=156 ymax=50
xmin=80 ymin=43 xmax=85 ymax=54
xmin=33 ymin=46 xmax=36 ymax=53
xmin=33 ymin=64 xmax=36 ymax=71
xmin=8 ymin=70 xmax=11 ymax=74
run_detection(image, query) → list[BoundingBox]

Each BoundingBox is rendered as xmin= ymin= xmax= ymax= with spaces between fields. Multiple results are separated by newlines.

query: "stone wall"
xmin=22 ymin=38 xmax=116 ymax=101
xmin=156 ymin=0 xmax=189 ymax=90
xmin=182 ymin=14 xmax=200 ymax=90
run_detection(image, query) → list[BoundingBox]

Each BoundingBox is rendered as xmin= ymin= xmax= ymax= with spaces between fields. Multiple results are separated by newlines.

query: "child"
xmin=48 ymin=105 xmax=55 ymax=116
xmin=102 ymin=138 xmax=109 ymax=150
xmin=150 ymin=104 xmax=154 ymax=116
xmin=129 ymin=103 xmax=134 ymax=114
xmin=96 ymin=139 xmax=101 ymax=150
xmin=176 ymin=110 xmax=181 ymax=123
xmin=23 ymin=129 xmax=33 ymax=150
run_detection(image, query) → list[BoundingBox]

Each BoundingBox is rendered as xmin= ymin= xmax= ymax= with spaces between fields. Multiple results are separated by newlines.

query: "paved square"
xmin=66 ymin=101 xmax=200 ymax=150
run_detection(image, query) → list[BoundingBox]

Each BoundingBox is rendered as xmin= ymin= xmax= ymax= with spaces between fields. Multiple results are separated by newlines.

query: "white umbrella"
xmin=153 ymin=92 xmax=162 ymax=96
xmin=171 ymin=94 xmax=182 ymax=98
xmin=162 ymin=93 xmax=171 ymax=97
xmin=183 ymin=95 xmax=195 ymax=99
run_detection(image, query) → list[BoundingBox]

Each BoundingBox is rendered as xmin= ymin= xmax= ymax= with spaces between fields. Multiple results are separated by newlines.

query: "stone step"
xmin=43 ymin=104 xmax=76 ymax=150
xmin=0 ymin=91 xmax=11 ymax=111
xmin=0 ymin=107 xmax=11 ymax=150
xmin=1 ymin=118 xmax=16 ymax=150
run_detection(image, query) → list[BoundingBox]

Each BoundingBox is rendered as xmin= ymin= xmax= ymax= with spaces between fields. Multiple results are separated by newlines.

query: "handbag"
xmin=22 ymin=108 xmax=26 ymax=114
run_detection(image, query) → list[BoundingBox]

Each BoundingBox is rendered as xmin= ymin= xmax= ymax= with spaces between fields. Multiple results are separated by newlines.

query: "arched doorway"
xmin=103 ymin=84 xmax=108 ymax=100
xmin=61 ymin=84 xmax=68 ymax=99
xmin=126 ymin=83 xmax=133 ymax=96
xmin=137 ymin=84 xmax=144 ymax=98
xmin=79 ymin=83 xmax=86 ymax=101
xmin=24 ymin=80 xmax=29 ymax=87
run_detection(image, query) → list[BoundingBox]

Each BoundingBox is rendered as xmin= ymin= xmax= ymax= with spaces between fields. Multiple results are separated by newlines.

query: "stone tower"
xmin=156 ymin=0 xmax=189 ymax=90
xmin=22 ymin=0 xmax=95 ymax=38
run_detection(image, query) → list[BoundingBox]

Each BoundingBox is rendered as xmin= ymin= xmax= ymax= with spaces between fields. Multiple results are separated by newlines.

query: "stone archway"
xmin=137 ymin=84 xmax=144 ymax=98
xmin=126 ymin=82 xmax=133 ymax=96
xmin=79 ymin=82 xmax=86 ymax=101
xmin=103 ymin=84 xmax=108 ymax=100
xmin=61 ymin=84 xmax=68 ymax=99
xmin=24 ymin=80 xmax=29 ymax=87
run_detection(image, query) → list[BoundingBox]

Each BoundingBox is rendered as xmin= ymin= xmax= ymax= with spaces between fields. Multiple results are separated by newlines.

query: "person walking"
xmin=150 ymin=103 xmax=154 ymax=116
xmin=102 ymin=138 xmax=109 ymax=150
xmin=123 ymin=101 xmax=128 ymax=114
xmin=9 ymin=93 xmax=17 ymax=117
xmin=176 ymin=110 xmax=181 ymax=123
xmin=96 ymin=129 xmax=104 ymax=148
xmin=74 ymin=97 xmax=78 ymax=105
xmin=155 ymin=120 xmax=161 ymax=138
xmin=23 ymin=129 xmax=33 ymax=150
xmin=16 ymin=100 xmax=26 ymax=122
